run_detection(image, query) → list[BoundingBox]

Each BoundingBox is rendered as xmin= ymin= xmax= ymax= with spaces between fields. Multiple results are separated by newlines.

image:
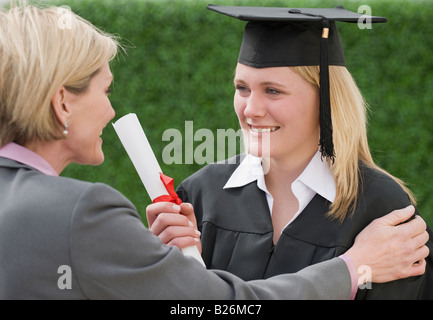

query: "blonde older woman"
xmin=0 ymin=3 xmax=429 ymax=300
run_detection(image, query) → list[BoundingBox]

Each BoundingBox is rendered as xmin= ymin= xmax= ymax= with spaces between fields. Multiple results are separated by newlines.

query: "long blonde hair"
xmin=0 ymin=3 xmax=120 ymax=147
xmin=292 ymin=65 xmax=416 ymax=222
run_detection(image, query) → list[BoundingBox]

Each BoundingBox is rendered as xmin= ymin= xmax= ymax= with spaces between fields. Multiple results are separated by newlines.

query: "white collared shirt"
xmin=223 ymin=151 xmax=336 ymax=230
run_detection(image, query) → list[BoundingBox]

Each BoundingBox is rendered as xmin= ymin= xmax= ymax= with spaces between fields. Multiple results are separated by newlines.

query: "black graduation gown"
xmin=177 ymin=155 xmax=433 ymax=299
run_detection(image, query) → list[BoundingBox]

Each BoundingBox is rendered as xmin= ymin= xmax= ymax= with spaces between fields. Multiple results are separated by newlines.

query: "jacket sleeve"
xmin=69 ymin=183 xmax=351 ymax=299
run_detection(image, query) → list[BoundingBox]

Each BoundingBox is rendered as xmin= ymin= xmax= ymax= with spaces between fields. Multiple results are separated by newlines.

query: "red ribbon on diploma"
xmin=152 ymin=173 xmax=183 ymax=205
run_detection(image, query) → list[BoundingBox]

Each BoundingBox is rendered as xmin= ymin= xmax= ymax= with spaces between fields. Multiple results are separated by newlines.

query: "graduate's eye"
xmin=235 ymin=84 xmax=250 ymax=96
xmin=235 ymin=84 xmax=248 ymax=92
xmin=265 ymin=87 xmax=282 ymax=95
xmin=106 ymin=86 xmax=113 ymax=95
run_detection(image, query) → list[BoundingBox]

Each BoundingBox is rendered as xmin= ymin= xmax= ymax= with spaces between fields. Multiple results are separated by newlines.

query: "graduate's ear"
xmin=51 ymin=86 xmax=72 ymax=129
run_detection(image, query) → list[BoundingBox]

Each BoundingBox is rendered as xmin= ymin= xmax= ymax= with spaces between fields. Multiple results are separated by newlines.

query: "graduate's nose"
xmin=244 ymin=93 xmax=267 ymax=118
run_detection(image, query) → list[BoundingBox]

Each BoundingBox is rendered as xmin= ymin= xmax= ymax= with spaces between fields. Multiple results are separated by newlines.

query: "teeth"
xmin=251 ymin=127 xmax=279 ymax=133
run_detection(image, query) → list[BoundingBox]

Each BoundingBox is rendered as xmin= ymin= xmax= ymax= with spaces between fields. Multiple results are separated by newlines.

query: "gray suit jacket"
xmin=0 ymin=157 xmax=351 ymax=299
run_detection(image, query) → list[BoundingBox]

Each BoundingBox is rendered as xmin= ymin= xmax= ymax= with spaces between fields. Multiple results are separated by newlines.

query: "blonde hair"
xmin=0 ymin=2 xmax=120 ymax=147
xmin=292 ymin=65 xmax=416 ymax=222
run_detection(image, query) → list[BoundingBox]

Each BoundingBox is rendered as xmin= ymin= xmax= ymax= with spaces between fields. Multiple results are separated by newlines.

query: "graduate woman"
xmin=3 ymin=2 xmax=430 ymax=299
xmin=147 ymin=5 xmax=433 ymax=299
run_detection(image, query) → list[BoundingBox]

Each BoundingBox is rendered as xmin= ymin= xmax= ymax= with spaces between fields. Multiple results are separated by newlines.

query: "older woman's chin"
xmin=93 ymin=149 xmax=105 ymax=166
xmin=85 ymin=146 xmax=105 ymax=166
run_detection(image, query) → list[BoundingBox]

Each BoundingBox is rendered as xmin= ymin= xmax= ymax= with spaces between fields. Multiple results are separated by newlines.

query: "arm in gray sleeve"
xmin=70 ymin=183 xmax=351 ymax=300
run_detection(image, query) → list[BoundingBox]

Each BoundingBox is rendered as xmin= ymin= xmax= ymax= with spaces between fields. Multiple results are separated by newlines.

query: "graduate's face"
xmin=234 ymin=63 xmax=320 ymax=161
xmin=62 ymin=63 xmax=115 ymax=166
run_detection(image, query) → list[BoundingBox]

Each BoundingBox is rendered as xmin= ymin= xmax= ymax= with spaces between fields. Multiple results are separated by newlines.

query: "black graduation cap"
xmin=207 ymin=5 xmax=387 ymax=162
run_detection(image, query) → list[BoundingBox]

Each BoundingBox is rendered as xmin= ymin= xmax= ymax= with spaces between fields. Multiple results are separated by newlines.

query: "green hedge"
xmin=48 ymin=0 xmax=432 ymax=226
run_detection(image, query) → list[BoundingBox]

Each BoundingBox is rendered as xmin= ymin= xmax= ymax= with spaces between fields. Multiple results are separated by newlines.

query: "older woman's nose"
xmin=108 ymin=104 xmax=115 ymax=121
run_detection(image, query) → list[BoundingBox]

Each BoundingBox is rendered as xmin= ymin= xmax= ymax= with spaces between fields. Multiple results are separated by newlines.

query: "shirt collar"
xmin=0 ymin=142 xmax=58 ymax=177
xmin=223 ymin=151 xmax=335 ymax=203
xmin=223 ymin=153 xmax=264 ymax=189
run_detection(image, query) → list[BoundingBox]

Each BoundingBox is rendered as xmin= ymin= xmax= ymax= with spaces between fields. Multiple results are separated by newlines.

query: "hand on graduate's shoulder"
xmin=345 ymin=205 xmax=429 ymax=283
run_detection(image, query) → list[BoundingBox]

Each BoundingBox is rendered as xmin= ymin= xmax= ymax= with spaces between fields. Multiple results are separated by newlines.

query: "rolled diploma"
xmin=113 ymin=113 xmax=205 ymax=267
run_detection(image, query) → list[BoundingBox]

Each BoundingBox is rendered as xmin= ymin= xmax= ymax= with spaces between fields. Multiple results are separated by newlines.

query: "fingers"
xmin=162 ymin=226 xmax=201 ymax=248
xmin=167 ymin=237 xmax=201 ymax=250
xmin=414 ymin=245 xmax=430 ymax=265
xmin=150 ymin=211 xmax=192 ymax=236
xmin=179 ymin=202 xmax=199 ymax=230
xmin=379 ymin=205 xmax=415 ymax=227
xmin=180 ymin=202 xmax=195 ymax=218
xmin=412 ymin=230 xmax=430 ymax=251
xmin=153 ymin=214 xmax=201 ymax=249
xmin=396 ymin=215 xmax=427 ymax=239
xmin=146 ymin=202 xmax=181 ymax=228
xmin=395 ymin=228 xmax=429 ymax=279
xmin=146 ymin=201 xmax=202 ymax=250
xmin=410 ymin=259 xmax=427 ymax=277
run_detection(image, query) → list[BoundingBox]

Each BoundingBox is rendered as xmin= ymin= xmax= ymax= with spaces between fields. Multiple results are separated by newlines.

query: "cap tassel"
xmin=319 ymin=18 xmax=335 ymax=163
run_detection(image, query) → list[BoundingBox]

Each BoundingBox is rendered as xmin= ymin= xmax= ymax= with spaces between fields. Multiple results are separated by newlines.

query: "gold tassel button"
xmin=322 ymin=27 xmax=329 ymax=39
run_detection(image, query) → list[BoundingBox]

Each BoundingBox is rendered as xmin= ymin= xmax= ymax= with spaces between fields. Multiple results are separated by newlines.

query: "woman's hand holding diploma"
xmin=146 ymin=202 xmax=202 ymax=254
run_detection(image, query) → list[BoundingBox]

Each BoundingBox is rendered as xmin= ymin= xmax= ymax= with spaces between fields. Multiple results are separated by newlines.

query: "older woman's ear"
xmin=51 ymin=86 xmax=72 ymax=131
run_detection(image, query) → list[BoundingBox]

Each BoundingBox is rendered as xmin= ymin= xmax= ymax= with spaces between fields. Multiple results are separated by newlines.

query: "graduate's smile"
xmin=249 ymin=125 xmax=280 ymax=134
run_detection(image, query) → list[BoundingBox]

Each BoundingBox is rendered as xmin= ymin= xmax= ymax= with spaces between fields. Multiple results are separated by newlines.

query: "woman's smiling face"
xmin=234 ymin=63 xmax=320 ymax=161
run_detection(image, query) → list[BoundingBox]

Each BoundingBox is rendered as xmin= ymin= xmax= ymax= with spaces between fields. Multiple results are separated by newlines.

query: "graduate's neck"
xmin=263 ymin=148 xmax=317 ymax=245
xmin=263 ymin=147 xmax=317 ymax=189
